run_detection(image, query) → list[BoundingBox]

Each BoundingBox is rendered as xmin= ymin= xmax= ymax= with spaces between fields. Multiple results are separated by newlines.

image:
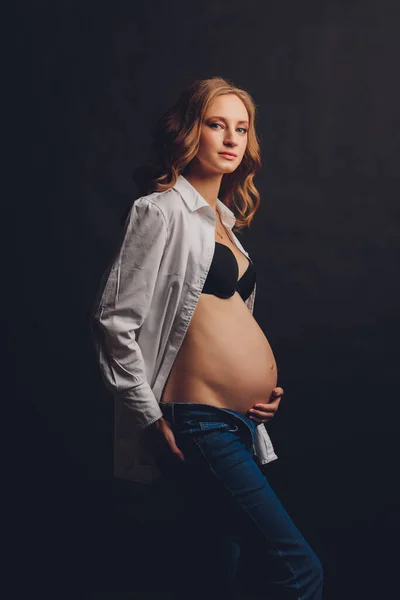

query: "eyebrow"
xmin=207 ymin=115 xmax=249 ymax=126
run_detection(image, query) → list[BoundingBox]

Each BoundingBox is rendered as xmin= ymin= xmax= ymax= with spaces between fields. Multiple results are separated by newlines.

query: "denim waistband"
xmin=159 ymin=401 xmax=257 ymax=444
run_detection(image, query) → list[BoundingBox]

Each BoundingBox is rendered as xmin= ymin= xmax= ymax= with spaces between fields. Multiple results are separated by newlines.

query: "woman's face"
xmin=194 ymin=94 xmax=249 ymax=176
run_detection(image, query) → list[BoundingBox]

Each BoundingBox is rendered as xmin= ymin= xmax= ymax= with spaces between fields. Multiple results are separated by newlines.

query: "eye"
xmin=208 ymin=122 xmax=248 ymax=134
xmin=208 ymin=122 xmax=248 ymax=135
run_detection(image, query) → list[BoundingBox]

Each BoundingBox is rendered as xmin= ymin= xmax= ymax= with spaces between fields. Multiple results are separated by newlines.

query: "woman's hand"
xmin=246 ymin=387 xmax=284 ymax=424
xmin=145 ymin=417 xmax=186 ymax=462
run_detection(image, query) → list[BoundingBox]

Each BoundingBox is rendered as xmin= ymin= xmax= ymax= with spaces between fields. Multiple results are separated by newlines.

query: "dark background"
xmin=15 ymin=0 xmax=399 ymax=597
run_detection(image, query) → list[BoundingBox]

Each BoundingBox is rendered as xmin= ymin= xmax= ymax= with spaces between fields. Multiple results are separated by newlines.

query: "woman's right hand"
xmin=147 ymin=417 xmax=186 ymax=462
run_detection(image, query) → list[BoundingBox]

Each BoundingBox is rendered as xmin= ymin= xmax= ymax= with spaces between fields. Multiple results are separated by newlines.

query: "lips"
xmin=219 ymin=152 xmax=237 ymax=158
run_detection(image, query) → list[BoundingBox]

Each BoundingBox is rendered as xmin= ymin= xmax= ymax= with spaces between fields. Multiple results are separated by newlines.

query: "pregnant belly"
xmin=160 ymin=292 xmax=278 ymax=415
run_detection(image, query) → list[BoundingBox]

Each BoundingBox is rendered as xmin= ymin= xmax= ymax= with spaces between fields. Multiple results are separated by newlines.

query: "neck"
xmin=183 ymin=169 xmax=222 ymax=213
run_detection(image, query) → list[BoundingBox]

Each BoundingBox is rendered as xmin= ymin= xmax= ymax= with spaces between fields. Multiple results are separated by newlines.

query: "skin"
xmin=148 ymin=93 xmax=283 ymax=461
xmin=184 ymin=93 xmax=249 ymax=213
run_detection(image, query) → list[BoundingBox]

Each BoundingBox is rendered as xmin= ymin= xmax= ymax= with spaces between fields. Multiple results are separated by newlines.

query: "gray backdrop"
xmin=15 ymin=0 xmax=400 ymax=598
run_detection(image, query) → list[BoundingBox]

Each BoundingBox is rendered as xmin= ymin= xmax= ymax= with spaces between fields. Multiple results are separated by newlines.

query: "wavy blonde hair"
xmin=133 ymin=76 xmax=262 ymax=232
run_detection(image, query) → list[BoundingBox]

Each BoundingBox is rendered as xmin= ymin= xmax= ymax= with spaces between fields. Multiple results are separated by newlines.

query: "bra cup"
xmin=236 ymin=261 xmax=256 ymax=302
xmin=201 ymin=242 xmax=256 ymax=302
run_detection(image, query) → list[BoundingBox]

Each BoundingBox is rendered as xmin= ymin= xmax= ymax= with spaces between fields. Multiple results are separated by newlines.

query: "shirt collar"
xmin=173 ymin=174 xmax=236 ymax=229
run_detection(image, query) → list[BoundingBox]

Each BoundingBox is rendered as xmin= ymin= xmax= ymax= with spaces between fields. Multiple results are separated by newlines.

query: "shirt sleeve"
xmin=90 ymin=197 xmax=168 ymax=431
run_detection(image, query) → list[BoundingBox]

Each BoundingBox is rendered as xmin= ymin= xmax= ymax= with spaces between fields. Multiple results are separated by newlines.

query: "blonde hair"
xmin=134 ymin=76 xmax=262 ymax=232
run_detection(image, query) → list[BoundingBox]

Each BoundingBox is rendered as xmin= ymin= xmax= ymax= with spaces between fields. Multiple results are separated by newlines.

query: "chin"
xmin=200 ymin=158 xmax=240 ymax=176
xmin=213 ymin=161 xmax=239 ymax=174
xmin=220 ymin=164 xmax=239 ymax=174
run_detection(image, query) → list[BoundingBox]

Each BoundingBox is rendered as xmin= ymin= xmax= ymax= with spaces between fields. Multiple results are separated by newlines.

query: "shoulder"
xmin=135 ymin=187 xmax=185 ymax=222
xmin=120 ymin=187 xmax=184 ymax=230
xmin=144 ymin=187 xmax=183 ymax=212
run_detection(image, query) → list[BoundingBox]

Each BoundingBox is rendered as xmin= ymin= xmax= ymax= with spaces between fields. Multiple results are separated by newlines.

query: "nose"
xmin=223 ymin=128 xmax=239 ymax=148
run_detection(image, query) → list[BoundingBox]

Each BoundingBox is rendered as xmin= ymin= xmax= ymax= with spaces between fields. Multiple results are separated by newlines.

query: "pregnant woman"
xmin=91 ymin=76 xmax=323 ymax=599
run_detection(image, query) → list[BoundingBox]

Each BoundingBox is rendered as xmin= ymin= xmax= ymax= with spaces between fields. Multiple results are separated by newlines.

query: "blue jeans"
xmin=156 ymin=401 xmax=324 ymax=600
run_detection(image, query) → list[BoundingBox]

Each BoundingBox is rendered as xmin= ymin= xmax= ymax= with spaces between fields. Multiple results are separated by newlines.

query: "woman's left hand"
xmin=247 ymin=387 xmax=284 ymax=424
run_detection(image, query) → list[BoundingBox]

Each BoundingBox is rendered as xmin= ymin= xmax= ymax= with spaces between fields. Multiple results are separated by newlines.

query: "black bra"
xmin=201 ymin=242 xmax=256 ymax=302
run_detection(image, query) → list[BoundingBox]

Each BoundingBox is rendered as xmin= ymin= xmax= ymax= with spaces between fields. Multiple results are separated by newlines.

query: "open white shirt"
xmin=91 ymin=174 xmax=278 ymax=483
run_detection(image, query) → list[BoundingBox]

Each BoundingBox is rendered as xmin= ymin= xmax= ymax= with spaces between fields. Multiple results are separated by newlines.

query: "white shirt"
xmin=91 ymin=174 xmax=278 ymax=483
